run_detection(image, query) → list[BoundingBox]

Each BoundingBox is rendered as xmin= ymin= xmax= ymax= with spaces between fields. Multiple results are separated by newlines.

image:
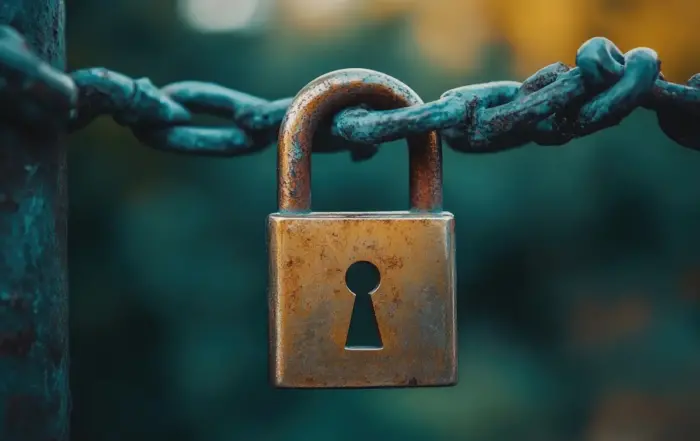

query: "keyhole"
xmin=345 ymin=261 xmax=383 ymax=350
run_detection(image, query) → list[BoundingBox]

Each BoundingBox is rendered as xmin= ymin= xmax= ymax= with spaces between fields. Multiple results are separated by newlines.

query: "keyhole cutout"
xmin=344 ymin=261 xmax=383 ymax=350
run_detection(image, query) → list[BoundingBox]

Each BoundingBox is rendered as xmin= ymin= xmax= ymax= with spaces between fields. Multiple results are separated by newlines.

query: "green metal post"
xmin=0 ymin=1 xmax=69 ymax=440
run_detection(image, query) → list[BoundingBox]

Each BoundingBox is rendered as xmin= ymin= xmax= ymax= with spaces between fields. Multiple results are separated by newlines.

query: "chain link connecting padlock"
xmin=267 ymin=68 xmax=457 ymax=389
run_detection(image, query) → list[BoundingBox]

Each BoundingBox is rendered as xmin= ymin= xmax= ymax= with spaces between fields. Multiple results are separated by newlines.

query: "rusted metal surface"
xmin=0 ymin=1 xmax=69 ymax=441
xmin=0 ymin=26 xmax=74 ymax=130
xmin=268 ymin=213 xmax=457 ymax=388
xmin=269 ymin=69 xmax=456 ymax=388
xmin=277 ymin=68 xmax=442 ymax=212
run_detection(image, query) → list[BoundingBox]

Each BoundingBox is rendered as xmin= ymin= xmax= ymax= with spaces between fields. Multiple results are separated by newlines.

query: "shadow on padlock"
xmin=267 ymin=69 xmax=457 ymax=389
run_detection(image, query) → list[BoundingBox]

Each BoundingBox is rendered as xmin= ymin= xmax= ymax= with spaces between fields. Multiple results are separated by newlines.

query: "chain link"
xmin=1 ymin=25 xmax=699 ymax=158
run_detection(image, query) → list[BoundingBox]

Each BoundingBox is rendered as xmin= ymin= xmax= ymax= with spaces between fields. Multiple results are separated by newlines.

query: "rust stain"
xmin=379 ymin=255 xmax=404 ymax=270
xmin=0 ymin=292 xmax=30 ymax=313
xmin=0 ymin=327 xmax=36 ymax=357
xmin=5 ymin=394 xmax=56 ymax=438
xmin=0 ymin=193 xmax=18 ymax=212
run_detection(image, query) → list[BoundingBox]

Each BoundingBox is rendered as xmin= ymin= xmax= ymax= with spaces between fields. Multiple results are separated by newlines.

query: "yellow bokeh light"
xmin=277 ymin=0 xmax=700 ymax=80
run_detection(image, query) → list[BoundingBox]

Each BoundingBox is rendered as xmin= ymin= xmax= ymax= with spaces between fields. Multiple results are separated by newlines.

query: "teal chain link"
xmin=0 ymin=25 xmax=697 ymax=158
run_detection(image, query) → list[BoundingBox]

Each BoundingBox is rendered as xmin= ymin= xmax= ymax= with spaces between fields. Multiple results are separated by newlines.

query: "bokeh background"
xmin=65 ymin=1 xmax=700 ymax=440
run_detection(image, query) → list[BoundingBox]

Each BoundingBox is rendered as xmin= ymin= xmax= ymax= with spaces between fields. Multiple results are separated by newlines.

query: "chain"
xmin=1 ymin=25 xmax=699 ymax=160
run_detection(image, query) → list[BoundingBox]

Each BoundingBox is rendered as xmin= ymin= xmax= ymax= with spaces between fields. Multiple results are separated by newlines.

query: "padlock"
xmin=268 ymin=68 xmax=457 ymax=389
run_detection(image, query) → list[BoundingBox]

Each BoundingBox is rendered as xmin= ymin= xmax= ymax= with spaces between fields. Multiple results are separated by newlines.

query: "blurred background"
xmin=65 ymin=0 xmax=700 ymax=440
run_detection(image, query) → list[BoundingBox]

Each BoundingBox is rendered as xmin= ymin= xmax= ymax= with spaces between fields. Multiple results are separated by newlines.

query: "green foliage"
xmin=66 ymin=1 xmax=700 ymax=440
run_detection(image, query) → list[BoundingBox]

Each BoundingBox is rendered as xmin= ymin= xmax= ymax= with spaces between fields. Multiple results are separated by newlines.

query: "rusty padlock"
xmin=268 ymin=68 xmax=457 ymax=389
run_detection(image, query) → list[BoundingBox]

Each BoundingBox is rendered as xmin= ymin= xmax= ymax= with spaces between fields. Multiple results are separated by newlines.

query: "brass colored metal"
xmin=268 ymin=212 xmax=457 ymax=388
xmin=269 ymin=69 xmax=457 ymax=389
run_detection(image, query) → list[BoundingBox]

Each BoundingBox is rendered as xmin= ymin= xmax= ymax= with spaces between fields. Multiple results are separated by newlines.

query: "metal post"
xmin=0 ymin=1 xmax=69 ymax=441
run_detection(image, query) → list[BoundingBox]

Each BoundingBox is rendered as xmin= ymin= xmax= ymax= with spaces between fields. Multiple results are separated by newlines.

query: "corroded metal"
xmin=61 ymin=37 xmax=700 ymax=152
xmin=268 ymin=69 xmax=457 ymax=388
xmin=277 ymin=68 xmax=442 ymax=212
xmin=0 ymin=26 xmax=75 ymax=130
xmin=0 ymin=1 xmax=69 ymax=441
xmin=3 ymin=31 xmax=699 ymax=155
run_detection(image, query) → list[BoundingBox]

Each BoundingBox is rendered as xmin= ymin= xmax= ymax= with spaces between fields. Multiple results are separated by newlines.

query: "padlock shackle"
xmin=277 ymin=69 xmax=443 ymax=213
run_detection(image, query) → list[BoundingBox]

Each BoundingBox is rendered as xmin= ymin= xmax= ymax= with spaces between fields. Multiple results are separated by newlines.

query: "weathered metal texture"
xmin=0 ymin=26 xmax=74 ymax=130
xmin=268 ymin=213 xmax=457 ymax=388
xmin=277 ymin=68 xmax=442 ymax=212
xmin=56 ymin=37 xmax=699 ymax=154
xmin=338 ymin=45 xmax=660 ymax=150
xmin=269 ymin=69 xmax=456 ymax=388
xmin=0 ymin=1 xmax=69 ymax=441
xmin=1 ymin=33 xmax=696 ymax=155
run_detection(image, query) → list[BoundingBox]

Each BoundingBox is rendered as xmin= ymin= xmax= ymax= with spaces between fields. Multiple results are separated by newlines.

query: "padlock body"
xmin=268 ymin=211 xmax=457 ymax=388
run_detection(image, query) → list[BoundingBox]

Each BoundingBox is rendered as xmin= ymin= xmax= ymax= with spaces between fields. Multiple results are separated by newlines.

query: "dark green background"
xmin=65 ymin=1 xmax=700 ymax=440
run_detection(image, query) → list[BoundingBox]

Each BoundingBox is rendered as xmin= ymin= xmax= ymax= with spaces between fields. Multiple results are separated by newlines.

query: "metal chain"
xmin=1 ymin=24 xmax=699 ymax=160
